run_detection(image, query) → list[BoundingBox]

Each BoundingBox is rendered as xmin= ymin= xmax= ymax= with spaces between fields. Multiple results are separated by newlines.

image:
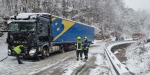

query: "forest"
xmin=0 ymin=0 xmax=150 ymax=39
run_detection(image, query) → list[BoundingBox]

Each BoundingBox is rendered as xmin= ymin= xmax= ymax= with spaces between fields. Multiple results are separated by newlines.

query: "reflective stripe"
xmin=83 ymin=47 xmax=88 ymax=50
xmin=76 ymin=41 xmax=82 ymax=50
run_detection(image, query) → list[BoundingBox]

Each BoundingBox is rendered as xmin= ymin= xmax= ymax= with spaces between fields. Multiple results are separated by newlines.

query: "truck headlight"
xmin=8 ymin=49 xmax=11 ymax=55
xmin=8 ymin=50 xmax=11 ymax=52
xmin=29 ymin=49 xmax=36 ymax=57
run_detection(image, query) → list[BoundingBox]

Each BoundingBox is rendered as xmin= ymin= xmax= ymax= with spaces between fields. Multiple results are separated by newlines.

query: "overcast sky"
xmin=123 ymin=0 xmax=150 ymax=12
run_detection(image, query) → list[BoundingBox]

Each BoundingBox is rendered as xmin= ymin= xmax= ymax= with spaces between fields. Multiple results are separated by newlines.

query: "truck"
xmin=6 ymin=13 xmax=94 ymax=59
xmin=132 ymin=32 xmax=146 ymax=40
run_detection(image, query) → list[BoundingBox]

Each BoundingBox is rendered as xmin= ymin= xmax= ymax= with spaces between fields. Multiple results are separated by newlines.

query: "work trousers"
xmin=16 ymin=54 xmax=22 ymax=64
xmin=83 ymin=50 xmax=88 ymax=59
xmin=76 ymin=50 xmax=83 ymax=60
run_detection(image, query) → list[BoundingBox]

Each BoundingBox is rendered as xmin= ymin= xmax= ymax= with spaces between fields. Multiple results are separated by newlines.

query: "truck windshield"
xmin=8 ymin=22 xmax=36 ymax=31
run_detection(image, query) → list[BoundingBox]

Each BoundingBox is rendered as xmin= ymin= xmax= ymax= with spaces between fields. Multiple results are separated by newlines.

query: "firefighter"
xmin=75 ymin=36 xmax=83 ymax=61
xmin=83 ymin=36 xmax=89 ymax=60
xmin=13 ymin=44 xmax=25 ymax=64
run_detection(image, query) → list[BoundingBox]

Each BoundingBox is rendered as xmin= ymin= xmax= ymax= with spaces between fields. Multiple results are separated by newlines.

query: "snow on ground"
xmin=0 ymin=33 xmax=110 ymax=75
xmin=1 ymin=32 xmax=150 ymax=75
xmin=0 ymin=33 xmax=8 ymax=60
xmin=28 ymin=57 xmax=69 ymax=75
xmin=0 ymin=33 xmax=33 ymax=75
xmin=62 ymin=60 xmax=85 ymax=75
xmin=125 ymin=39 xmax=150 ymax=75
xmin=88 ymin=40 xmax=109 ymax=75
xmin=62 ymin=40 xmax=110 ymax=75
xmin=89 ymin=54 xmax=109 ymax=75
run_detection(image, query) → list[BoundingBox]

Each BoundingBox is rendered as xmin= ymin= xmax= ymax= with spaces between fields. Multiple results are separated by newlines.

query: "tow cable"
xmin=0 ymin=55 xmax=8 ymax=62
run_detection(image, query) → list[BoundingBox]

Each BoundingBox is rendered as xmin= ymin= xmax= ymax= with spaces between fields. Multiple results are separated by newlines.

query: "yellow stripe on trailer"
xmin=53 ymin=18 xmax=75 ymax=41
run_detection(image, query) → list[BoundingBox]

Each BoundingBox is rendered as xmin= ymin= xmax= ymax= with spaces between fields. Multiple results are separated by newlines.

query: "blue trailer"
xmin=6 ymin=13 xmax=94 ymax=59
xmin=52 ymin=16 xmax=94 ymax=44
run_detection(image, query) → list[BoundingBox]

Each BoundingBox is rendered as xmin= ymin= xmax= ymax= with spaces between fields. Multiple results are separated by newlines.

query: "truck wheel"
xmin=41 ymin=48 xmax=47 ymax=59
xmin=46 ymin=50 xmax=49 ymax=57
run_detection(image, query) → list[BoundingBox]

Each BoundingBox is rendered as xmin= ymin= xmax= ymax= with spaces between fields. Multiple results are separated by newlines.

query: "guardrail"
xmin=105 ymin=40 xmax=135 ymax=75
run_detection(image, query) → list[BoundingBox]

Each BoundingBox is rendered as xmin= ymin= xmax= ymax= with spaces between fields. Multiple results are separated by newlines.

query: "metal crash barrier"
xmin=105 ymin=40 xmax=135 ymax=75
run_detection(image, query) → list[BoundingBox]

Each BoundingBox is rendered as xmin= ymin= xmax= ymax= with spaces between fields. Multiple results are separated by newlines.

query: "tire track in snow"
xmin=0 ymin=55 xmax=8 ymax=62
xmin=32 ymin=56 xmax=75 ymax=75
xmin=71 ymin=56 xmax=96 ymax=75
xmin=9 ymin=51 xmax=75 ymax=75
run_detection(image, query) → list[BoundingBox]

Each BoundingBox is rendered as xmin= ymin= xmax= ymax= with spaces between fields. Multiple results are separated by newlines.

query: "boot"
xmin=84 ymin=57 xmax=88 ymax=60
xmin=19 ymin=62 xmax=24 ymax=64
xmin=18 ymin=61 xmax=23 ymax=64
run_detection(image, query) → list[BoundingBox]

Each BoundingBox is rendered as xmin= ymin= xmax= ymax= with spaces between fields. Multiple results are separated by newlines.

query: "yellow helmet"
xmin=77 ymin=36 xmax=81 ymax=40
xmin=84 ymin=36 xmax=87 ymax=39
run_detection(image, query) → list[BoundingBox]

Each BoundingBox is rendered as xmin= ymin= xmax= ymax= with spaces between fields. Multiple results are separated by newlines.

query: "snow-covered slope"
xmin=126 ymin=38 xmax=150 ymax=75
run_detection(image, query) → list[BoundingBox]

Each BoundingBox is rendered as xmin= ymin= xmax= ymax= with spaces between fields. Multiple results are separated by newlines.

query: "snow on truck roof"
xmin=17 ymin=13 xmax=50 ymax=18
xmin=9 ymin=13 xmax=94 ymax=28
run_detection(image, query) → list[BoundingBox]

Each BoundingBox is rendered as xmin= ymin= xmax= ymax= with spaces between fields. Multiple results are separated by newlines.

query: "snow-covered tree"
xmin=0 ymin=0 xmax=150 ymax=39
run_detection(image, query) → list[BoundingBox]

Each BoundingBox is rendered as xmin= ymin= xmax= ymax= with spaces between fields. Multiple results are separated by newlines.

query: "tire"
xmin=41 ymin=48 xmax=47 ymax=59
xmin=60 ymin=47 xmax=65 ymax=53
xmin=46 ymin=50 xmax=49 ymax=57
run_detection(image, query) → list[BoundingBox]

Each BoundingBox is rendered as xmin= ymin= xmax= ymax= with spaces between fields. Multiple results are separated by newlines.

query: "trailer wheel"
xmin=60 ymin=47 xmax=65 ymax=53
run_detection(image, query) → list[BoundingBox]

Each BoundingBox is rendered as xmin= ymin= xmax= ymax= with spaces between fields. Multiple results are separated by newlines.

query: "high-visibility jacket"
xmin=83 ymin=39 xmax=89 ymax=50
xmin=75 ymin=41 xmax=83 ymax=50
xmin=13 ymin=45 xmax=23 ymax=54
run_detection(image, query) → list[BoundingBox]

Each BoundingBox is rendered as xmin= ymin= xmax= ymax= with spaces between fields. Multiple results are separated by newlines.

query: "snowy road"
xmin=0 ymin=39 xmax=110 ymax=75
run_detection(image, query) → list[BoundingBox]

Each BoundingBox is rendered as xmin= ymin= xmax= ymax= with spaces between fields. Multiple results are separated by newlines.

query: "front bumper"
xmin=8 ymin=49 xmax=37 ymax=58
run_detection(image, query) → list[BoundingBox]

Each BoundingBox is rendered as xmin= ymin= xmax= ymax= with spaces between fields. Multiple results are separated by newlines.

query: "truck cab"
xmin=7 ymin=13 xmax=53 ymax=59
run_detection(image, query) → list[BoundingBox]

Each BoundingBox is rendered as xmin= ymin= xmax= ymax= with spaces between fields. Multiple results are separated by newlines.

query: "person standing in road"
xmin=13 ymin=44 xmax=25 ymax=64
xmin=75 ymin=36 xmax=83 ymax=61
xmin=83 ymin=36 xmax=89 ymax=60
